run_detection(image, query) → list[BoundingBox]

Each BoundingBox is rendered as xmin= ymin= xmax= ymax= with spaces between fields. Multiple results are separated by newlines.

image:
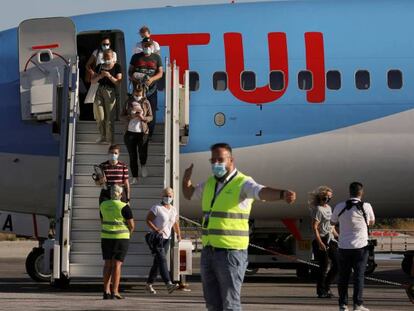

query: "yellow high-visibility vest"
xmin=100 ymin=199 xmax=130 ymax=239
xmin=201 ymin=171 xmax=252 ymax=250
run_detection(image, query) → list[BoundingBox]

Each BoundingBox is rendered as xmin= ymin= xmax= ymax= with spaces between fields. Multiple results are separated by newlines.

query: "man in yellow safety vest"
xmin=182 ymin=143 xmax=296 ymax=311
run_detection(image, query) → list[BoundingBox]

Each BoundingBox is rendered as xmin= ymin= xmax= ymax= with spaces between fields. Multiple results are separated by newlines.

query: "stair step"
xmin=71 ymin=219 xmax=147 ymax=230
xmin=74 ymin=163 xmax=163 ymax=175
xmin=70 ymin=240 xmax=147 ymax=252
xmin=70 ymin=252 xmax=153 ymax=265
xmin=71 ymin=207 xmax=149 ymax=219
xmin=69 ymin=264 xmax=151 ymax=278
xmin=75 ymin=153 xmax=164 ymax=166
xmin=71 ymin=229 xmax=147 ymax=242
xmin=73 ymin=196 xmax=161 ymax=208
xmin=76 ymin=121 xmax=164 ymax=133
xmin=76 ymin=142 xmax=164 ymax=154
xmin=73 ymin=184 xmax=164 ymax=197
xmin=74 ymin=174 xmax=163 ymax=186
xmin=76 ymin=132 xmax=164 ymax=143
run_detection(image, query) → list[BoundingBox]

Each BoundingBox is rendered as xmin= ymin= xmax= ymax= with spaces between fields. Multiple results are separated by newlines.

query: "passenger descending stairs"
xmin=69 ymin=121 xmax=165 ymax=278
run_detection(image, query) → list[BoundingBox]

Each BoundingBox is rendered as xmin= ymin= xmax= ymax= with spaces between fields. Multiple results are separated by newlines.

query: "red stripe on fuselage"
xmin=32 ymin=44 xmax=59 ymax=50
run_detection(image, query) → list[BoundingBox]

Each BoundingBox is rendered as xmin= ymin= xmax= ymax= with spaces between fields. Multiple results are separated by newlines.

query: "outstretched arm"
xmin=258 ymin=187 xmax=296 ymax=204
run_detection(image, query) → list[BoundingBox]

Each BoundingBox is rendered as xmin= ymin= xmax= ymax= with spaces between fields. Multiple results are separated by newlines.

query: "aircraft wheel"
xmin=365 ymin=258 xmax=377 ymax=275
xmin=245 ymin=266 xmax=259 ymax=275
xmin=25 ymin=247 xmax=51 ymax=282
xmin=401 ymin=252 xmax=414 ymax=276
xmin=296 ymin=264 xmax=310 ymax=279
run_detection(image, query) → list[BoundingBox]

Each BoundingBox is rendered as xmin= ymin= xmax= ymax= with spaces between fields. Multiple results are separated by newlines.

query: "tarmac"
xmin=0 ymin=241 xmax=412 ymax=311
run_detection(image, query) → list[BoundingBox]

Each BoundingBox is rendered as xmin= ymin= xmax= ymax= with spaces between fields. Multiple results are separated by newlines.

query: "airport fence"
xmin=372 ymin=229 xmax=414 ymax=253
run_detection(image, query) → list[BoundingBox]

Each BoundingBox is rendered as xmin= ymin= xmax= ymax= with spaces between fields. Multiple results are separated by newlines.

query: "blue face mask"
xmin=162 ymin=196 xmax=173 ymax=205
xmin=212 ymin=163 xmax=228 ymax=178
xmin=109 ymin=153 xmax=119 ymax=162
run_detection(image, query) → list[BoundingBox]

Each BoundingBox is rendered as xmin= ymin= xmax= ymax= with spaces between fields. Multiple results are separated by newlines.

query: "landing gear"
xmin=365 ymin=240 xmax=377 ymax=275
xmin=25 ymin=247 xmax=51 ymax=282
xmin=402 ymin=251 xmax=414 ymax=276
xmin=51 ymin=274 xmax=70 ymax=289
xmin=296 ymin=264 xmax=318 ymax=280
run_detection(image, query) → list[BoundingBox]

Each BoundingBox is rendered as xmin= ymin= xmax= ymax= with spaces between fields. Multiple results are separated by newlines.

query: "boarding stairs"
xmin=69 ymin=121 xmax=165 ymax=277
xmin=49 ymin=59 xmax=188 ymax=284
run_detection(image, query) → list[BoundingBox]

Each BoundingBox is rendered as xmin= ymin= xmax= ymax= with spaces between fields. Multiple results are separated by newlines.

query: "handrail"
xmin=53 ymin=58 xmax=79 ymax=281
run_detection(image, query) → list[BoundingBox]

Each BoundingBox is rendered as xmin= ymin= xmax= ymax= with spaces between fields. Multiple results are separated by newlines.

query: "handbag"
xmin=84 ymin=82 xmax=99 ymax=104
xmin=145 ymin=231 xmax=164 ymax=254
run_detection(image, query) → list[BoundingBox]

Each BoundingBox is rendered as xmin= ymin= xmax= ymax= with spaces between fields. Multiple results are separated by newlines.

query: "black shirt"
xmin=129 ymin=52 xmax=162 ymax=96
xmin=95 ymin=63 xmax=122 ymax=88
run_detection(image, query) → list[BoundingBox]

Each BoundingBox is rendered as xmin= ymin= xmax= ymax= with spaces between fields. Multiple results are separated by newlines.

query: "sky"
xmin=0 ymin=0 xmax=277 ymax=30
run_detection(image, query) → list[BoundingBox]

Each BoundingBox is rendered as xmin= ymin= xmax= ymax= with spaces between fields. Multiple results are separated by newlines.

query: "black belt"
xmin=204 ymin=245 xmax=239 ymax=252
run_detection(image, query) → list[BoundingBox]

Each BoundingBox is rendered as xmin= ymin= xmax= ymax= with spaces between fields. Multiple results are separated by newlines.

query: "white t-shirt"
xmin=191 ymin=169 xmax=265 ymax=210
xmin=92 ymin=49 xmax=118 ymax=65
xmin=150 ymin=203 xmax=178 ymax=239
xmin=331 ymin=198 xmax=375 ymax=249
xmin=311 ymin=205 xmax=335 ymax=242
xmin=133 ymin=40 xmax=161 ymax=55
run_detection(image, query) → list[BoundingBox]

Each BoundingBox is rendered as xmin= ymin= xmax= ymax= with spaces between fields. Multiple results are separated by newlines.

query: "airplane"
xmin=0 ymin=0 xmax=413 ymax=282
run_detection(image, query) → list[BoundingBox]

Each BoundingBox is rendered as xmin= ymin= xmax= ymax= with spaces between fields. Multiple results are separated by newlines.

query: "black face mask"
xmin=321 ymin=196 xmax=331 ymax=204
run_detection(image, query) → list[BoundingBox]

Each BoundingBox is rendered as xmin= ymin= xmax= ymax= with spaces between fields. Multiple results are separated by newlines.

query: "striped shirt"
xmin=100 ymin=161 xmax=129 ymax=184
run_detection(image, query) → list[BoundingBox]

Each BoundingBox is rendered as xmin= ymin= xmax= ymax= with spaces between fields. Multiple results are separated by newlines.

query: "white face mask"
xmin=104 ymin=59 xmax=112 ymax=65
xmin=143 ymin=47 xmax=152 ymax=55
xmin=162 ymin=196 xmax=173 ymax=205
xmin=133 ymin=95 xmax=142 ymax=101
xmin=101 ymin=44 xmax=110 ymax=50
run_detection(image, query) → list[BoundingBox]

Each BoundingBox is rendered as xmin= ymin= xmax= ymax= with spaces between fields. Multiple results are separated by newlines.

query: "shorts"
xmin=101 ymin=238 xmax=129 ymax=262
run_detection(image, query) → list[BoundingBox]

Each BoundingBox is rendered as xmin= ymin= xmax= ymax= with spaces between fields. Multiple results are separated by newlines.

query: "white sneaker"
xmin=166 ymin=283 xmax=179 ymax=294
xmin=131 ymin=177 xmax=138 ymax=185
xmin=145 ymin=284 xmax=156 ymax=294
xmin=354 ymin=305 xmax=369 ymax=311
xmin=141 ymin=165 xmax=148 ymax=178
xmin=95 ymin=137 xmax=105 ymax=143
xmin=339 ymin=305 xmax=349 ymax=311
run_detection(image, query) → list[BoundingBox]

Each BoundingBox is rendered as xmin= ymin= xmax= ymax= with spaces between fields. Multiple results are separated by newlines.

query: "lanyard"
xmin=209 ymin=171 xmax=238 ymax=209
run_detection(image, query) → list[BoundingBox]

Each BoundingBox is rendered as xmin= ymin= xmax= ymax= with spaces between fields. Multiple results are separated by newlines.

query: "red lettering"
xmin=305 ymin=32 xmax=325 ymax=103
xmin=224 ymin=32 xmax=288 ymax=104
xmin=151 ymin=33 xmax=210 ymax=82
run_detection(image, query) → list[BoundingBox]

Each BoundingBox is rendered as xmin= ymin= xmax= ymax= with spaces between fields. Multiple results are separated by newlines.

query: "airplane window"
xmin=157 ymin=73 xmax=165 ymax=91
xmin=298 ymin=71 xmax=313 ymax=90
xmin=189 ymin=71 xmax=200 ymax=91
xmin=213 ymin=72 xmax=227 ymax=91
xmin=269 ymin=71 xmax=285 ymax=91
xmin=355 ymin=70 xmax=370 ymax=90
xmin=388 ymin=70 xmax=403 ymax=89
xmin=326 ymin=70 xmax=341 ymax=90
xmin=241 ymin=71 xmax=256 ymax=91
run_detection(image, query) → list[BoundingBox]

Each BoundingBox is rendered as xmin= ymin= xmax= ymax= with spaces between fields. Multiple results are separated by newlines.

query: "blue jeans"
xmin=200 ymin=247 xmax=248 ymax=311
xmin=337 ymin=247 xmax=369 ymax=306
xmin=147 ymin=239 xmax=171 ymax=284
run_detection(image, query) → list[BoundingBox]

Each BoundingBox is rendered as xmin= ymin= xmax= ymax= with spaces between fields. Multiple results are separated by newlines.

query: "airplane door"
xmin=18 ymin=17 xmax=77 ymax=121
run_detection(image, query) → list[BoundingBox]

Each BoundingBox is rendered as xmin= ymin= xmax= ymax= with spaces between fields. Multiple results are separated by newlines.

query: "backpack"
xmin=338 ymin=200 xmax=369 ymax=236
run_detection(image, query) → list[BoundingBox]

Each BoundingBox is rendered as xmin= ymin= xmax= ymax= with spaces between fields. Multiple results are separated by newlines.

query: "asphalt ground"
xmin=0 ymin=241 xmax=412 ymax=311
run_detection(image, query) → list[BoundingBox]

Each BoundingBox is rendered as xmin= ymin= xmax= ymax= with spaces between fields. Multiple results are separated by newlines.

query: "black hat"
xmin=141 ymin=37 xmax=153 ymax=45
